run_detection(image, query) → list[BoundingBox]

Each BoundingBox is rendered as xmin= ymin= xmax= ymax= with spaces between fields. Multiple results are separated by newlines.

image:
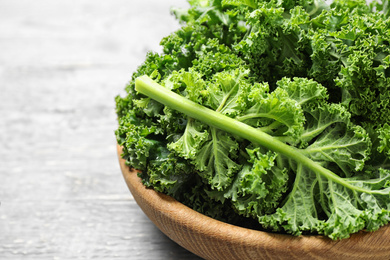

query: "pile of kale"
xmin=116 ymin=0 xmax=390 ymax=239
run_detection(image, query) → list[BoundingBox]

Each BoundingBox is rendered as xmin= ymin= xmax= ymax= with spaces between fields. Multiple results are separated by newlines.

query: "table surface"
xmin=0 ymin=1 xmax=203 ymax=259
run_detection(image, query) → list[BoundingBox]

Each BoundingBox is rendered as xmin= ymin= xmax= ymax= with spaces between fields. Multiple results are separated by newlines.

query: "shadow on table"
xmin=149 ymin=223 xmax=204 ymax=260
xmin=123 ymin=202 xmax=203 ymax=260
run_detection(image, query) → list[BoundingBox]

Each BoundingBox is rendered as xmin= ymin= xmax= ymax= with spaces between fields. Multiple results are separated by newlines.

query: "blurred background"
xmin=0 ymin=0 xmax=202 ymax=259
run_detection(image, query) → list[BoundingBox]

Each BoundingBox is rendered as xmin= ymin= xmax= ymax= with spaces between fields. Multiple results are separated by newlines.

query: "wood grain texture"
xmin=0 ymin=0 xmax=201 ymax=259
xmin=118 ymin=145 xmax=390 ymax=260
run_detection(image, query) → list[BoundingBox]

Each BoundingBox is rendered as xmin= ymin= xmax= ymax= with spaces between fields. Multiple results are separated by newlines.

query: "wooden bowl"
xmin=117 ymin=145 xmax=390 ymax=260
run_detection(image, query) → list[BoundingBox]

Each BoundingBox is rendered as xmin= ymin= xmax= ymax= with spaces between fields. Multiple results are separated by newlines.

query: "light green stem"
xmin=135 ymin=75 xmax=379 ymax=195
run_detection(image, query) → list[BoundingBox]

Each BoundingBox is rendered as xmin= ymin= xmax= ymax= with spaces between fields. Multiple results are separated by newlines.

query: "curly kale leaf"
xmin=166 ymin=70 xmax=311 ymax=190
xmin=207 ymin=148 xmax=290 ymax=218
xmin=235 ymin=3 xmax=312 ymax=84
xmin=134 ymin=74 xmax=389 ymax=240
xmin=303 ymin=124 xmax=371 ymax=176
xmin=260 ymin=167 xmax=390 ymax=239
xmin=195 ymin=129 xmax=241 ymax=190
xmin=167 ymin=69 xmax=250 ymax=190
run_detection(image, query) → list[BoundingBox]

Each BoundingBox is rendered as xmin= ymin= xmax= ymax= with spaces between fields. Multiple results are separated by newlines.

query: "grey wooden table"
xmin=0 ymin=1 xmax=202 ymax=259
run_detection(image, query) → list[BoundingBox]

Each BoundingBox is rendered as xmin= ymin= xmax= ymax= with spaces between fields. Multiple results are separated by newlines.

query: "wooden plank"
xmin=1 ymin=199 xmax=203 ymax=259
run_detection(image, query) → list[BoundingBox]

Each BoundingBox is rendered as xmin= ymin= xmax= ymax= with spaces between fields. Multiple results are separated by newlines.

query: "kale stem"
xmin=135 ymin=75 xmax=380 ymax=195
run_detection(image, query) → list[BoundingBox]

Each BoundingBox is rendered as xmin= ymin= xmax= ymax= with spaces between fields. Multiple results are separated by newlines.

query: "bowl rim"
xmin=117 ymin=144 xmax=390 ymax=259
